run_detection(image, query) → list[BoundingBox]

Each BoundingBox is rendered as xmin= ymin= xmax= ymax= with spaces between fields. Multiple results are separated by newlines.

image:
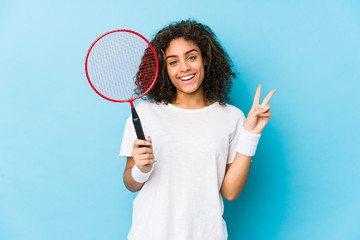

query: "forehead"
xmin=165 ymin=38 xmax=200 ymax=56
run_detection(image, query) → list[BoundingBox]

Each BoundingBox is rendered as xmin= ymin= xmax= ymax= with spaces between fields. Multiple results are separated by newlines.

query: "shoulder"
xmin=134 ymin=100 xmax=168 ymax=116
xmin=215 ymin=102 xmax=246 ymax=120
xmin=135 ymin=99 xmax=161 ymax=109
xmin=135 ymin=99 xmax=151 ymax=108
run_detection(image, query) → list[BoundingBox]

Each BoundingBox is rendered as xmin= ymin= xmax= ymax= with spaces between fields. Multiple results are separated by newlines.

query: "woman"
xmin=120 ymin=20 xmax=275 ymax=240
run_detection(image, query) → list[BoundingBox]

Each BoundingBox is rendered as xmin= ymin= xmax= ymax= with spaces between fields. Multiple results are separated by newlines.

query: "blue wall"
xmin=1 ymin=0 xmax=359 ymax=239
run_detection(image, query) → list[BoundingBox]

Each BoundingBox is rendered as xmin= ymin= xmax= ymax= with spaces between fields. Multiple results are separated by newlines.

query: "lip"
xmin=178 ymin=73 xmax=196 ymax=82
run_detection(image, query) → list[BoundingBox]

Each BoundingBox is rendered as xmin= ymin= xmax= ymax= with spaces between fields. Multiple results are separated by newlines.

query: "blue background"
xmin=1 ymin=0 xmax=359 ymax=239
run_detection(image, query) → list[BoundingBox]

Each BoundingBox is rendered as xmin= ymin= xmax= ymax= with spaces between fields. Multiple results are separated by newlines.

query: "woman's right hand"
xmin=132 ymin=136 xmax=156 ymax=173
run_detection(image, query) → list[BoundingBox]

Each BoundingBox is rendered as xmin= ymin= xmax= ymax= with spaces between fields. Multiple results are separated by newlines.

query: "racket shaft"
xmin=131 ymin=107 xmax=146 ymax=140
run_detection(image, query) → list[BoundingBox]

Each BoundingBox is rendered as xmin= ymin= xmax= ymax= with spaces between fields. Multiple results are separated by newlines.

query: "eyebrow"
xmin=165 ymin=49 xmax=198 ymax=60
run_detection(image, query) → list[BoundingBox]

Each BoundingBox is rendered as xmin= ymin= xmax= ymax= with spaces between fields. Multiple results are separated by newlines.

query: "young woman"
xmin=120 ymin=20 xmax=275 ymax=240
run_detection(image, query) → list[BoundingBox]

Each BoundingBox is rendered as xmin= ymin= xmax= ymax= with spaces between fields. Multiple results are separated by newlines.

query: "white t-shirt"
xmin=120 ymin=100 xmax=245 ymax=240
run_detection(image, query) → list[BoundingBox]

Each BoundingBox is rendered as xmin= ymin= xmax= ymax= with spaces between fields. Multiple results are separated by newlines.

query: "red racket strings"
xmin=85 ymin=30 xmax=158 ymax=103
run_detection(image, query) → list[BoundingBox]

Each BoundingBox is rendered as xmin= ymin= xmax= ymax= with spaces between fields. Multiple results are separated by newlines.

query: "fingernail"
xmin=145 ymin=141 xmax=152 ymax=145
xmin=259 ymin=84 xmax=262 ymax=87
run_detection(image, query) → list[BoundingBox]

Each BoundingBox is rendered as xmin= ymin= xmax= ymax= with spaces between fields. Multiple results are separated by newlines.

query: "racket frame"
xmin=85 ymin=29 xmax=159 ymax=141
xmin=85 ymin=29 xmax=159 ymax=104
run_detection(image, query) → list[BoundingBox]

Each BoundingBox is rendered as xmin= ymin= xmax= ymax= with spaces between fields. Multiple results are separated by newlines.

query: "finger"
xmin=133 ymin=147 xmax=153 ymax=155
xmin=262 ymin=104 xmax=271 ymax=112
xmin=259 ymin=112 xmax=272 ymax=118
xmin=133 ymin=139 xmax=152 ymax=148
xmin=251 ymin=84 xmax=262 ymax=111
xmin=251 ymin=105 xmax=271 ymax=117
xmin=136 ymin=153 xmax=154 ymax=160
xmin=137 ymin=159 xmax=156 ymax=167
xmin=260 ymin=89 xmax=276 ymax=108
xmin=133 ymin=147 xmax=154 ymax=157
xmin=141 ymin=159 xmax=156 ymax=164
xmin=133 ymin=153 xmax=154 ymax=162
xmin=145 ymin=136 xmax=153 ymax=149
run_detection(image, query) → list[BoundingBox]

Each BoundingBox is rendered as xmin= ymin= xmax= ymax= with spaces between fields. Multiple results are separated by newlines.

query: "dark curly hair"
xmin=141 ymin=20 xmax=237 ymax=105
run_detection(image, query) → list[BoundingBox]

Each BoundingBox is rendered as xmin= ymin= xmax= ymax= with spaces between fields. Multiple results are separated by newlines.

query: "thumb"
xmin=253 ymin=105 xmax=270 ymax=117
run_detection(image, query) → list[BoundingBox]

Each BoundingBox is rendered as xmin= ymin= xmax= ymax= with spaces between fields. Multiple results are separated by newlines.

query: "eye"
xmin=168 ymin=60 xmax=177 ymax=66
xmin=188 ymin=56 xmax=197 ymax=61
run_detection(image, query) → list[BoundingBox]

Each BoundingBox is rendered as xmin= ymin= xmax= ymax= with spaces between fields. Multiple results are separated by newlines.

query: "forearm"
xmin=123 ymin=167 xmax=145 ymax=192
xmin=220 ymin=85 xmax=275 ymax=199
xmin=220 ymin=153 xmax=252 ymax=201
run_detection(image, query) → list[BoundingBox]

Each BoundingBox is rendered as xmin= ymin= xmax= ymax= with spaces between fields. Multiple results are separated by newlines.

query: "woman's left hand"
xmin=244 ymin=85 xmax=276 ymax=134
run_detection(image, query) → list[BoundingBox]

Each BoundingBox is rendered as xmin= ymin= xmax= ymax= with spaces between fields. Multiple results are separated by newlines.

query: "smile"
xmin=179 ymin=74 xmax=195 ymax=81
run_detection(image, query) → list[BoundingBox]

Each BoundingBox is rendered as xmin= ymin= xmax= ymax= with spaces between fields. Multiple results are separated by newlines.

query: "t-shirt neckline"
xmin=167 ymin=101 xmax=219 ymax=112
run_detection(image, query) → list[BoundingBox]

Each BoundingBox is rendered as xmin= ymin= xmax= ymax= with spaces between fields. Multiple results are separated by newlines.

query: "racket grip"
xmin=131 ymin=107 xmax=146 ymax=140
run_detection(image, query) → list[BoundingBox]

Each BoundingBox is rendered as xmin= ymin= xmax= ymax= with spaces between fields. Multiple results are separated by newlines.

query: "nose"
xmin=180 ymin=60 xmax=190 ymax=72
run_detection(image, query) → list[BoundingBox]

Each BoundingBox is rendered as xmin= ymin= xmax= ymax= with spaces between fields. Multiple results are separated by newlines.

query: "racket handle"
xmin=131 ymin=107 xmax=146 ymax=140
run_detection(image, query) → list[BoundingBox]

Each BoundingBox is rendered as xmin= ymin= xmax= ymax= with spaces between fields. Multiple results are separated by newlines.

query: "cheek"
xmin=166 ymin=66 xmax=177 ymax=81
xmin=195 ymin=59 xmax=204 ymax=71
xmin=198 ymin=64 xmax=205 ymax=79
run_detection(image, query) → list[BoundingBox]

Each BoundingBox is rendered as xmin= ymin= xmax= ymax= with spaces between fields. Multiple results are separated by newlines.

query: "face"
xmin=165 ymin=38 xmax=205 ymax=96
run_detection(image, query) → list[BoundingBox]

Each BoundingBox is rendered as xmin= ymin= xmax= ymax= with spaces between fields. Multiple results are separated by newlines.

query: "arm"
xmin=123 ymin=157 xmax=145 ymax=192
xmin=220 ymin=153 xmax=252 ymax=201
xmin=221 ymin=85 xmax=276 ymax=201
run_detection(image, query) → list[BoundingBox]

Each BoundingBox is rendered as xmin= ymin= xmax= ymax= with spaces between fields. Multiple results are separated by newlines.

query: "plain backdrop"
xmin=0 ymin=0 xmax=359 ymax=239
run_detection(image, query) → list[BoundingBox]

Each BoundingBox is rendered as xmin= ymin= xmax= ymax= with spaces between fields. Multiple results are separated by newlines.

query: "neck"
xmin=171 ymin=88 xmax=215 ymax=109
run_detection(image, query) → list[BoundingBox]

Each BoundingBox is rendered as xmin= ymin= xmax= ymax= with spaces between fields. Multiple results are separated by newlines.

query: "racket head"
xmin=85 ymin=29 xmax=158 ymax=103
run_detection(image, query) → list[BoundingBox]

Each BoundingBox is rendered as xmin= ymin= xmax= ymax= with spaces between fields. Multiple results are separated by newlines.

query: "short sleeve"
xmin=226 ymin=110 xmax=246 ymax=164
xmin=119 ymin=116 xmax=137 ymax=157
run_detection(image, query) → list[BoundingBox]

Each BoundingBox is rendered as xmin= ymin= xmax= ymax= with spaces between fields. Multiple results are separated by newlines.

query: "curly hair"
xmin=143 ymin=20 xmax=237 ymax=105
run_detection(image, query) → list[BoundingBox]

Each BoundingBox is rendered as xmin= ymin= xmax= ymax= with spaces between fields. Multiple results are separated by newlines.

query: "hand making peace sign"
xmin=244 ymin=85 xmax=276 ymax=135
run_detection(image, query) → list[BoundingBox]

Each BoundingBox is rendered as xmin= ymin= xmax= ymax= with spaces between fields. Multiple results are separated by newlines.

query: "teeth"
xmin=180 ymin=74 xmax=194 ymax=80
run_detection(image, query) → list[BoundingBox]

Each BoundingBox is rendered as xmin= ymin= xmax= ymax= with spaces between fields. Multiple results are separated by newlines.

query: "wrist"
xmin=236 ymin=127 xmax=261 ymax=157
xmin=243 ymin=126 xmax=259 ymax=135
xmin=131 ymin=164 xmax=154 ymax=183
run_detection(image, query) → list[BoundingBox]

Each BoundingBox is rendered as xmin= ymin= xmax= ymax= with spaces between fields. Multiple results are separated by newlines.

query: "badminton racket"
xmin=85 ymin=29 xmax=158 ymax=140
